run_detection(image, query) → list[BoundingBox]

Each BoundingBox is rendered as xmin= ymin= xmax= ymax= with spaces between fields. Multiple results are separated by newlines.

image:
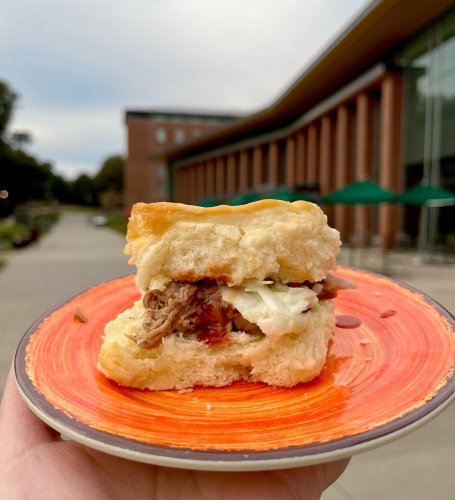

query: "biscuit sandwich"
xmin=98 ymin=199 xmax=341 ymax=390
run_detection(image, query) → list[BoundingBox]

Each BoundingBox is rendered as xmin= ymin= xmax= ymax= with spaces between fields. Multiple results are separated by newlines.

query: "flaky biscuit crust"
xmin=125 ymin=200 xmax=340 ymax=288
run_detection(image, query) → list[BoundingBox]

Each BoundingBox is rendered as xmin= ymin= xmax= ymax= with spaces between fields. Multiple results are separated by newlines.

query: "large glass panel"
xmin=433 ymin=10 xmax=455 ymax=251
xmin=397 ymin=7 xmax=455 ymax=252
xmin=397 ymin=30 xmax=432 ymax=246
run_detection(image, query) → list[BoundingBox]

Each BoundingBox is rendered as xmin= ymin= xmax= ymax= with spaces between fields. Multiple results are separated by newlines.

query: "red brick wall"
xmin=125 ymin=117 xmax=151 ymax=208
xmin=125 ymin=116 xmax=227 ymax=208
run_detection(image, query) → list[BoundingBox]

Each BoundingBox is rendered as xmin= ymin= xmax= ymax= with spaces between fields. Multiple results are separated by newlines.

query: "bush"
xmin=0 ymin=221 xmax=31 ymax=249
xmin=0 ymin=206 xmax=60 ymax=249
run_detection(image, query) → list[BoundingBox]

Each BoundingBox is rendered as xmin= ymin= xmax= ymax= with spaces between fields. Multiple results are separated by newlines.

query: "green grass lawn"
xmin=106 ymin=213 xmax=128 ymax=234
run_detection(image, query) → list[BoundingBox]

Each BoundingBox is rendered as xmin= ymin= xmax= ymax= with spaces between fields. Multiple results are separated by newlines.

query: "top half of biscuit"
xmin=125 ymin=200 xmax=341 ymax=290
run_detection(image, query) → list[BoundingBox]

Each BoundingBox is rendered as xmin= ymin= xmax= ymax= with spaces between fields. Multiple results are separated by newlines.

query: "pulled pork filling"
xmin=126 ymin=282 xmax=260 ymax=349
xmin=126 ymin=274 xmax=353 ymax=349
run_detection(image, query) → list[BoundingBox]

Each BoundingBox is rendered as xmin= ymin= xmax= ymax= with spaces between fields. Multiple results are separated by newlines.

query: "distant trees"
xmin=94 ymin=155 xmax=124 ymax=193
xmin=63 ymin=155 xmax=125 ymax=208
xmin=9 ymin=130 xmax=33 ymax=149
xmin=0 ymin=79 xmax=126 ymax=213
xmin=0 ymin=81 xmax=17 ymax=138
xmin=93 ymin=155 xmax=124 ymax=208
xmin=71 ymin=174 xmax=97 ymax=206
xmin=0 ymin=80 xmax=58 ymax=216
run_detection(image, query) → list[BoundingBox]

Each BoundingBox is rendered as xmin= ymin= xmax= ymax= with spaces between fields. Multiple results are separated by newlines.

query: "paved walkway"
xmin=0 ymin=213 xmax=453 ymax=500
xmin=0 ymin=212 xmax=131 ymax=393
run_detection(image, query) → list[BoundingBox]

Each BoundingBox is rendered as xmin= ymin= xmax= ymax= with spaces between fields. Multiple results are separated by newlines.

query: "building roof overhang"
xmin=125 ymin=108 xmax=243 ymax=123
xmin=157 ymin=0 xmax=454 ymax=163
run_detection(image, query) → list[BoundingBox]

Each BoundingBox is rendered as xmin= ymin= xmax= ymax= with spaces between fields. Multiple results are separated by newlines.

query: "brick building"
xmin=156 ymin=0 xmax=455 ymax=252
xmin=124 ymin=109 xmax=241 ymax=208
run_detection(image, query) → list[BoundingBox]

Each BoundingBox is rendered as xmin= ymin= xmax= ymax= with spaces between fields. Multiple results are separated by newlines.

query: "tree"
xmin=70 ymin=174 xmax=97 ymax=206
xmin=49 ymin=174 xmax=71 ymax=203
xmin=93 ymin=155 xmax=124 ymax=207
xmin=9 ymin=130 xmax=33 ymax=149
xmin=0 ymin=80 xmax=17 ymax=139
xmin=1 ymin=80 xmax=128 ymax=212
xmin=0 ymin=146 xmax=54 ymax=209
xmin=94 ymin=155 xmax=124 ymax=193
xmin=0 ymin=80 xmax=59 ymax=215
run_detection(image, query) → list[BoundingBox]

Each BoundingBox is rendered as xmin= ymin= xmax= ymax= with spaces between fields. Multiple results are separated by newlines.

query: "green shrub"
xmin=0 ymin=222 xmax=31 ymax=249
xmin=0 ymin=207 xmax=60 ymax=249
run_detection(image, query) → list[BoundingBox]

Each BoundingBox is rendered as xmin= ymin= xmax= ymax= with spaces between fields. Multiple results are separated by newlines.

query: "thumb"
xmin=0 ymin=364 xmax=58 ymax=451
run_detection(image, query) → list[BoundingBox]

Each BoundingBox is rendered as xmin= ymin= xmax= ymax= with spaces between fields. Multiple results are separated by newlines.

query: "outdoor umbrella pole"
xmin=417 ymin=206 xmax=429 ymax=263
xmin=397 ymin=183 xmax=455 ymax=263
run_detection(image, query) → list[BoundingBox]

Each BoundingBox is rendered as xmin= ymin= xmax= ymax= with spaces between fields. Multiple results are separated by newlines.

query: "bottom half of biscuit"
xmin=98 ymin=300 xmax=335 ymax=391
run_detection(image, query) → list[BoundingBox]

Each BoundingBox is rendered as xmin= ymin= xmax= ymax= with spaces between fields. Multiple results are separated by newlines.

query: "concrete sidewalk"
xmin=0 ymin=211 xmax=131 ymax=393
xmin=0 ymin=213 xmax=453 ymax=499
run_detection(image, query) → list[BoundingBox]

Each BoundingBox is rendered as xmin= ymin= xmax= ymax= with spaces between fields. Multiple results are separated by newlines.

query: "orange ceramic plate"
xmin=15 ymin=267 xmax=455 ymax=471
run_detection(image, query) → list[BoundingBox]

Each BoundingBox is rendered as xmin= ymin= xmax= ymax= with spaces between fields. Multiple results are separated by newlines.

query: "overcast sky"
xmin=1 ymin=0 xmax=371 ymax=179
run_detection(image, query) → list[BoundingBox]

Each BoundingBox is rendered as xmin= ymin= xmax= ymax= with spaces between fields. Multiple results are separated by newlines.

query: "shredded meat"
xmin=128 ymin=275 xmax=352 ymax=349
xmin=127 ymin=282 xmax=236 ymax=349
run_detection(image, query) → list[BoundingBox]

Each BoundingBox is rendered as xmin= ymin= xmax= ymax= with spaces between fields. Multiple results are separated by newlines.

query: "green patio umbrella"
xmin=396 ymin=183 xmax=455 ymax=259
xmin=396 ymin=183 xmax=455 ymax=206
xmin=229 ymin=191 xmax=262 ymax=205
xmin=322 ymin=180 xmax=397 ymax=204
xmin=322 ymin=180 xmax=396 ymax=272
xmin=268 ymin=188 xmax=318 ymax=203
xmin=197 ymin=197 xmax=219 ymax=207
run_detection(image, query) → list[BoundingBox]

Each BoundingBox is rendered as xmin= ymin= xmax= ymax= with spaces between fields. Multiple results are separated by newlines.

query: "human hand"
xmin=0 ymin=366 xmax=349 ymax=500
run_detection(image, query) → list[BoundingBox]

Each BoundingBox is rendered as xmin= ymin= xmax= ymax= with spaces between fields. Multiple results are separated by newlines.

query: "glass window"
xmin=157 ymin=164 xmax=166 ymax=178
xmin=397 ymin=7 xmax=455 ymax=251
xmin=174 ymin=128 xmax=186 ymax=144
xmin=440 ymin=12 xmax=455 ymax=75
xmin=155 ymin=127 xmax=167 ymax=144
